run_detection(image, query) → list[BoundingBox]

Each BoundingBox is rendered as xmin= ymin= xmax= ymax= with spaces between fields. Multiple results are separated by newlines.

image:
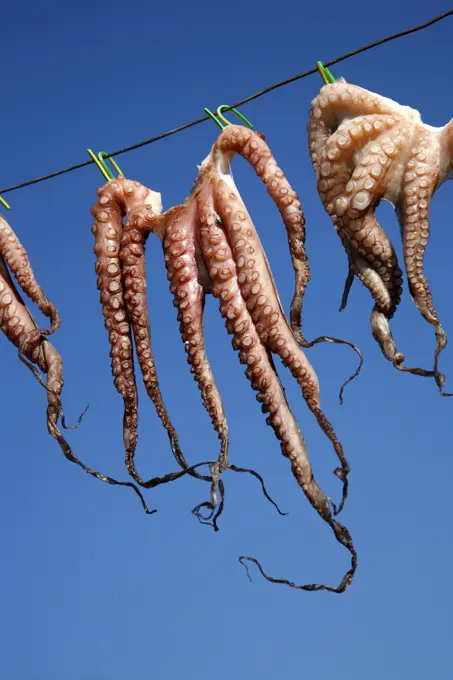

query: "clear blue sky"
xmin=1 ymin=1 xmax=452 ymax=678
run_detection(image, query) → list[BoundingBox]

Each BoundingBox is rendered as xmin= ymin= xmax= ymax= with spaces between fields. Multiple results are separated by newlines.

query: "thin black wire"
xmin=1 ymin=9 xmax=452 ymax=196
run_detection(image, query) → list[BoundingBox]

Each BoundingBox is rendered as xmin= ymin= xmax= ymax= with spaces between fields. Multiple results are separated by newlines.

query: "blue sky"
xmin=1 ymin=1 xmax=452 ymax=678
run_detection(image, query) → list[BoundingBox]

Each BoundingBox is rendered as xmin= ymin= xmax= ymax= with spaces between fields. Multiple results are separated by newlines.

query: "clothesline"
xmin=0 ymin=9 xmax=452 ymax=197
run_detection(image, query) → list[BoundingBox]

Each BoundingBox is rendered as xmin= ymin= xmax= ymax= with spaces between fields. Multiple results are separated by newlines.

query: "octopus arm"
xmin=91 ymin=180 xmax=139 ymax=462
xmin=318 ymin=120 xmax=405 ymax=303
xmin=120 ymin=216 xmax=192 ymax=483
xmin=198 ymin=213 xmax=356 ymax=591
xmin=398 ymin=140 xmax=450 ymax=393
xmin=308 ymin=82 xmax=396 ymax=171
xmin=0 ymin=257 xmax=152 ymax=513
xmin=163 ymin=203 xmax=229 ymax=473
xmin=340 ymin=235 xmax=405 ymax=367
xmin=341 ymin=123 xmax=414 ymax=220
xmin=211 ymin=125 xmax=362 ymax=396
xmin=114 ymin=187 xmax=200 ymax=487
xmin=214 ymin=182 xmax=349 ymax=513
xmin=0 ymin=215 xmax=60 ymax=335
xmin=212 ymin=125 xmax=309 ymax=306
xmin=339 ymin=252 xmax=355 ymax=312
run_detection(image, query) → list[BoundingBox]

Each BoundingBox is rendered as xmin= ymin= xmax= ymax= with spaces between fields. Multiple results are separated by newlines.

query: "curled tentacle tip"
xmin=239 ymin=557 xmax=253 ymax=583
xmin=436 ymin=373 xmax=453 ymax=396
xmin=192 ymin=501 xmax=215 ymax=521
xmin=192 ymin=501 xmax=221 ymax=532
xmin=338 ymin=379 xmax=348 ymax=405
xmin=61 ymin=402 xmax=90 ymax=430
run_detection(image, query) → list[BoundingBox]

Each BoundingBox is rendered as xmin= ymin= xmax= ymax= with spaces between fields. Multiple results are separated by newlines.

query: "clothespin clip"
xmin=204 ymin=104 xmax=254 ymax=130
xmin=0 ymin=195 xmax=11 ymax=210
xmin=317 ymin=61 xmax=336 ymax=85
xmin=87 ymin=149 xmax=124 ymax=181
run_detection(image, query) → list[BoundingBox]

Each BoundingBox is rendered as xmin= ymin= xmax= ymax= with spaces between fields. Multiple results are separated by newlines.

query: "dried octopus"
xmin=308 ymin=77 xmax=453 ymax=393
xmin=0 ymin=213 xmax=153 ymax=511
xmin=91 ymin=173 xmax=289 ymax=528
xmin=91 ymin=125 xmax=358 ymax=593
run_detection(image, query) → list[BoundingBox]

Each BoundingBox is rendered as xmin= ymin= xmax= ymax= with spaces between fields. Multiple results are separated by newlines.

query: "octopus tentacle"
xmin=310 ymin=107 xmax=406 ymax=312
xmin=91 ymin=179 xmax=139 ymax=464
xmin=336 ymin=232 xmax=402 ymax=364
xmin=308 ymin=81 xmax=397 ymax=171
xmin=339 ymin=252 xmax=355 ymax=312
xmin=323 ymin=114 xmax=402 ymax=168
xmin=319 ymin=121 xmax=406 ymax=304
xmin=0 ymin=215 xmax=60 ymax=335
xmin=197 ymin=202 xmax=356 ymax=590
xmin=213 ymin=180 xmax=349 ymax=513
xmin=119 ymin=191 xmax=224 ymax=486
xmin=210 ymin=125 xmax=362 ymax=398
xmin=163 ymin=204 xmax=229 ymax=473
xmin=344 ymin=135 xmax=411 ymax=219
xmin=0 ymin=257 xmax=153 ymax=513
xmin=398 ymin=139 xmax=451 ymax=394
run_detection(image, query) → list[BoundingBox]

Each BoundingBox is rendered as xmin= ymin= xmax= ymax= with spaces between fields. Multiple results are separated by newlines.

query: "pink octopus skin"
xmin=133 ymin=124 xmax=357 ymax=593
xmin=0 ymin=219 xmax=151 ymax=512
xmin=308 ymin=78 xmax=453 ymax=393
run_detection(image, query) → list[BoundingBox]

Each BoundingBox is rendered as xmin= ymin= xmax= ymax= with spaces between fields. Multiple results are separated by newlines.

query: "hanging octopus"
xmin=0 ymin=213 xmax=153 ymax=512
xmin=308 ymin=77 xmax=453 ymax=394
xmin=91 ymin=172 xmax=288 ymax=529
xmin=91 ymin=124 xmax=357 ymax=593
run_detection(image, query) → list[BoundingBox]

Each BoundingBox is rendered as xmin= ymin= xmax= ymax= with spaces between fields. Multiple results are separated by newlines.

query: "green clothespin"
xmin=317 ymin=61 xmax=336 ymax=85
xmin=87 ymin=149 xmax=124 ymax=181
xmin=0 ymin=195 xmax=11 ymax=210
xmin=204 ymin=104 xmax=254 ymax=130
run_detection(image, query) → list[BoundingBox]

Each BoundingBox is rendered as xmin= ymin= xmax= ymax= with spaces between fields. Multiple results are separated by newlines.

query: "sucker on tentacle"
xmin=308 ymin=79 xmax=453 ymax=394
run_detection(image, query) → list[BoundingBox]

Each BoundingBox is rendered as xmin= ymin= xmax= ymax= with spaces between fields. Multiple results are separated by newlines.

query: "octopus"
xmin=0 ymin=213 xmax=153 ymax=512
xmin=308 ymin=78 xmax=453 ymax=394
xmin=91 ymin=124 xmax=357 ymax=593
